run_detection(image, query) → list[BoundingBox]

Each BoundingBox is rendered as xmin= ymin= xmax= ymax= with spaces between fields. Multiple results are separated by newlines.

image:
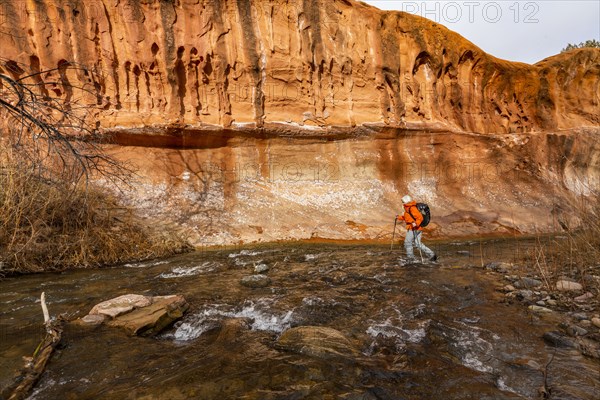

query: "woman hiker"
xmin=396 ymin=195 xmax=437 ymax=262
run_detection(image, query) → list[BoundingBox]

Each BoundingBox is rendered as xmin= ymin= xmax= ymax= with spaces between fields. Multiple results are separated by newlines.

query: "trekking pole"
xmin=390 ymin=217 xmax=398 ymax=250
xmin=417 ymin=231 xmax=424 ymax=263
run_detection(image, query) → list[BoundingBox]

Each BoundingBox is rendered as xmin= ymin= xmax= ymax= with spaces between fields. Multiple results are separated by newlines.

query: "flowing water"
xmin=0 ymin=239 xmax=598 ymax=399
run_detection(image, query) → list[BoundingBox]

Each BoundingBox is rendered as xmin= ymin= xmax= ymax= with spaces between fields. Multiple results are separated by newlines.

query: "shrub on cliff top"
xmin=561 ymin=39 xmax=600 ymax=53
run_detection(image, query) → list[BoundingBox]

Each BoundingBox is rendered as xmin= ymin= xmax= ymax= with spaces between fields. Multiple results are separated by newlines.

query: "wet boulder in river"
xmin=276 ymin=326 xmax=360 ymax=359
xmin=254 ymin=263 xmax=270 ymax=274
xmin=215 ymin=318 xmax=252 ymax=343
xmin=240 ymin=274 xmax=271 ymax=288
xmin=79 ymin=294 xmax=189 ymax=336
xmin=108 ymin=295 xmax=189 ymax=336
xmin=543 ymin=331 xmax=600 ymax=359
xmin=543 ymin=331 xmax=577 ymax=348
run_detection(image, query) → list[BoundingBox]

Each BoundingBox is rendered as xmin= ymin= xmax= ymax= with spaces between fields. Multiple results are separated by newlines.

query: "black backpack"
xmin=408 ymin=203 xmax=431 ymax=228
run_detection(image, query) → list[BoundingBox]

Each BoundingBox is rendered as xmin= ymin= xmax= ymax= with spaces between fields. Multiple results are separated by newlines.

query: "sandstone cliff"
xmin=1 ymin=0 xmax=598 ymax=135
xmin=1 ymin=0 xmax=598 ymax=246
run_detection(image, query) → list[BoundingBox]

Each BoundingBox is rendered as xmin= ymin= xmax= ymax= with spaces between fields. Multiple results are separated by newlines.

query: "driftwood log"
xmin=1 ymin=293 xmax=64 ymax=400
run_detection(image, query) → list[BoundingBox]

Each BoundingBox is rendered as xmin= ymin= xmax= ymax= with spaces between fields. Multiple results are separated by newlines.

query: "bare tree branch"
xmin=0 ymin=58 xmax=131 ymax=187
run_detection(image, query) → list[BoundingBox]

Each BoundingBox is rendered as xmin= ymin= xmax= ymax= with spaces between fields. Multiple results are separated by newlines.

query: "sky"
xmin=363 ymin=1 xmax=600 ymax=64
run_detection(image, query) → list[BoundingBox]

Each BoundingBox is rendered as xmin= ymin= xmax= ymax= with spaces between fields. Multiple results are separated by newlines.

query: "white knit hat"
xmin=402 ymin=195 xmax=412 ymax=204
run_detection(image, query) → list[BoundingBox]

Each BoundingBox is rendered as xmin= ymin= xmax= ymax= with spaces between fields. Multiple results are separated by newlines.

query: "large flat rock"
xmin=79 ymin=294 xmax=189 ymax=336
xmin=88 ymin=294 xmax=152 ymax=318
xmin=107 ymin=295 xmax=189 ymax=336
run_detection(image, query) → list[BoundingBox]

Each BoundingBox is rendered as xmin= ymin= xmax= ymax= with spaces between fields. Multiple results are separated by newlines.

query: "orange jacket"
xmin=397 ymin=201 xmax=423 ymax=231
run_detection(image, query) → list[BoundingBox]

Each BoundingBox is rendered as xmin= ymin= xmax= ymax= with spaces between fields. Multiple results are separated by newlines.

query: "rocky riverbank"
xmin=480 ymin=260 xmax=600 ymax=360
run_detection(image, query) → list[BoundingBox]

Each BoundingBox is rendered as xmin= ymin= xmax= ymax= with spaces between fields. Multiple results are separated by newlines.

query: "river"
xmin=1 ymin=239 xmax=598 ymax=399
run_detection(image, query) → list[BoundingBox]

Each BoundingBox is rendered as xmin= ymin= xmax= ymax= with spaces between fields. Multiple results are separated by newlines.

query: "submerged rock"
xmin=577 ymin=337 xmax=600 ymax=359
xmin=543 ymin=331 xmax=600 ymax=359
xmin=215 ymin=318 xmax=252 ymax=343
xmin=254 ymin=264 xmax=270 ymax=274
xmin=80 ymin=294 xmax=188 ymax=336
xmin=543 ymin=331 xmax=577 ymax=348
xmin=276 ymin=326 xmax=359 ymax=359
xmin=240 ymin=274 xmax=271 ymax=288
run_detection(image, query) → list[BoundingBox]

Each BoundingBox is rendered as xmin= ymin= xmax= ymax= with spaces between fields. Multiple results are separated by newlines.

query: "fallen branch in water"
xmin=1 ymin=292 xmax=64 ymax=400
xmin=539 ymin=351 xmax=555 ymax=399
xmin=40 ymin=292 xmax=50 ymax=324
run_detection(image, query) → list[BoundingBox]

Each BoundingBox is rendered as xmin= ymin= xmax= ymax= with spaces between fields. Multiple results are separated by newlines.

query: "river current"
xmin=1 ymin=239 xmax=598 ymax=399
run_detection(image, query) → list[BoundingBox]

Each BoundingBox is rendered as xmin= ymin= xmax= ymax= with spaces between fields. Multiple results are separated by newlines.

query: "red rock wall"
xmin=106 ymin=127 xmax=600 ymax=246
xmin=1 ymin=0 xmax=598 ymax=135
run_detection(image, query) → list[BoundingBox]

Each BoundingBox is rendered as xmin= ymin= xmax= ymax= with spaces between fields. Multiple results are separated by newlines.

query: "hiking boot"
xmin=430 ymin=254 xmax=438 ymax=262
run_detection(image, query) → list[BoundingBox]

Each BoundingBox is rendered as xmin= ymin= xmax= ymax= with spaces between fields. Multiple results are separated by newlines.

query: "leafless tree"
xmin=0 ymin=57 xmax=127 ymax=185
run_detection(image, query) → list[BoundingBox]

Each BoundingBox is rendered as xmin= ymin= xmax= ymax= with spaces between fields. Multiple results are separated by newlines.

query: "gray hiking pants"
xmin=404 ymin=230 xmax=435 ymax=260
